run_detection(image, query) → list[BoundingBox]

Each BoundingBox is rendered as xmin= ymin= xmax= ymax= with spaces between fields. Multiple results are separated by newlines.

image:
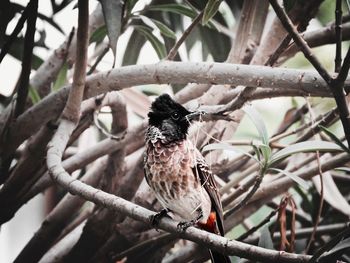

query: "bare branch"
xmin=62 ymin=0 xmax=89 ymax=123
xmin=166 ymin=11 xmax=203 ymax=61
xmin=335 ymin=0 xmax=343 ymax=72
xmin=2 ymin=61 xmax=344 ymax=160
xmin=46 ymin=121 xmax=312 ymax=263
xmin=269 ymin=0 xmax=332 ymax=85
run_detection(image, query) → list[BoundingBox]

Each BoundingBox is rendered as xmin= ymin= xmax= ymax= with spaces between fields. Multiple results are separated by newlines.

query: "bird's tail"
xmin=198 ymin=212 xmax=231 ymax=263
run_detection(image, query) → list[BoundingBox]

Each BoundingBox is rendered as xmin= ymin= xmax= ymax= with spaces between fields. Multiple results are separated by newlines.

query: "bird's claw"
xmin=177 ymin=220 xmax=196 ymax=232
xmin=149 ymin=209 xmax=170 ymax=229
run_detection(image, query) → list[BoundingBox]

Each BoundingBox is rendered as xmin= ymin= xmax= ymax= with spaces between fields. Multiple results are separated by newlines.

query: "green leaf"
xmin=319 ymin=125 xmax=350 ymax=153
xmin=90 ymin=25 xmax=107 ymax=44
xmin=252 ymin=144 xmax=261 ymax=162
xmin=99 ymin=0 xmax=123 ymax=65
xmin=202 ymin=143 xmax=258 ymax=162
xmin=258 ymin=225 xmax=274 ymax=250
xmin=28 ymin=86 xmax=41 ymax=104
xmin=121 ymin=29 xmax=146 ymax=66
xmin=259 ymin=144 xmax=272 ymax=164
xmin=133 ymin=25 xmax=166 ymax=59
xmin=270 ymin=141 xmax=343 ymax=165
xmin=52 ymin=62 xmax=68 ymax=91
xmin=334 ymin=167 xmax=350 ymax=173
xmin=150 ymin=18 xmax=177 ymax=39
xmin=244 ymin=106 xmax=269 ymax=145
xmin=126 ymin=0 xmax=138 ymax=15
xmin=320 ymin=237 xmax=350 ymax=260
xmin=148 ymin=4 xmax=197 ymax=18
xmin=202 ymin=0 xmax=222 ymax=25
xmin=283 ymin=0 xmax=297 ymax=12
xmin=270 ymin=168 xmax=309 ymax=189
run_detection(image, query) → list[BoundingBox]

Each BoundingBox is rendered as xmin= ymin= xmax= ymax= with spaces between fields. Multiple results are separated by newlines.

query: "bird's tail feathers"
xmin=198 ymin=212 xmax=231 ymax=263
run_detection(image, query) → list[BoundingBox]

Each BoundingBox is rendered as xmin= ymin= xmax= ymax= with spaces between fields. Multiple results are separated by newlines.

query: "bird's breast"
xmin=145 ymin=139 xmax=198 ymax=200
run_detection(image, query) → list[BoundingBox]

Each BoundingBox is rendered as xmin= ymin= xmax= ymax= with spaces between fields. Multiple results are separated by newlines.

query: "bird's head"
xmin=148 ymin=94 xmax=201 ymax=142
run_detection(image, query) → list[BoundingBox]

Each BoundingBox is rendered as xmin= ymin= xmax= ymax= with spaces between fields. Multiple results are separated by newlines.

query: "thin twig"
xmin=224 ymin=168 xmax=265 ymax=219
xmin=269 ymin=0 xmax=350 ymax=148
xmin=335 ymin=0 xmax=343 ymax=73
xmin=113 ymin=233 xmax=175 ymax=261
xmin=237 ymin=205 xmax=280 ymax=241
xmin=0 ymin=0 xmax=34 ymax=64
xmin=166 ymin=11 xmax=203 ymax=61
xmin=14 ymin=0 xmax=38 ymax=118
xmin=269 ymin=0 xmax=333 ymax=85
xmin=304 ymin=101 xmax=325 ymax=253
xmin=87 ymin=45 xmax=109 ymax=75
xmin=308 ymin=223 xmax=350 ymax=263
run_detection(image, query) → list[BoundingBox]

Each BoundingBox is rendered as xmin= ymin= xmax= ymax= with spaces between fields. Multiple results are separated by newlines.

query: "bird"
xmin=144 ymin=94 xmax=231 ymax=263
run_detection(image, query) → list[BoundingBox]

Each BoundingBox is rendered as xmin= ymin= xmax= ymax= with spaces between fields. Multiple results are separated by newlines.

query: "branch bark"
xmin=2 ymin=61 xmax=345 ymax=160
xmin=46 ymin=121 xmax=312 ymax=263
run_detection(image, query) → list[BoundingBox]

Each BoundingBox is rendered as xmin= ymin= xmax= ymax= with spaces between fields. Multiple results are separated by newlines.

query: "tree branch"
xmin=62 ymin=0 xmax=89 ymax=123
xmin=166 ymin=11 xmax=203 ymax=61
xmin=269 ymin=0 xmax=332 ymax=85
xmin=335 ymin=0 xmax=343 ymax=72
xmin=2 ymin=61 xmax=345 ymax=160
xmin=46 ymin=121 xmax=311 ymax=263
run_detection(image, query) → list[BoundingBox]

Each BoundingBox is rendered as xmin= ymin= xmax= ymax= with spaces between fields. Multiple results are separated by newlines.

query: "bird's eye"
xmin=171 ymin=112 xmax=179 ymax=120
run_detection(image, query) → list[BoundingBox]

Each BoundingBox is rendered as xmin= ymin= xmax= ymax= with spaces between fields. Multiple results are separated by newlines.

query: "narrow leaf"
xmin=259 ymin=144 xmax=272 ymax=164
xmin=202 ymin=0 xmax=222 ymax=25
xmin=133 ymin=25 xmax=166 ymax=59
xmin=270 ymin=141 xmax=343 ymax=165
xmin=244 ymin=106 xmax=269 ymax=145
xmin=334 ymin=167 xmax=350 ymax=173
xmin=313 ymin=172 xmax=350 ymax=217
xmin=126 ymin=0 xmax=138 ymax=15
xmin=270 ymin=168 xmax=309 ymax=189
xmin=202 ymin=143 xmax=258 ymax=162
xmin=52 ymin=62 xmax=68 ymax=91
xmin=28 ymin=86 xmax=41 ymax=104
xmin=258 ymin=225 xmax=274 ymax=250
xmin=319 ymin=125 xmax=350 ymax=153
xmin=121 ymin=29 xmax=146 ymax=66
xmin=320 ymin=237 xmax=350 ymax=259
xmin=99 ymin=0 xmax=123 ymax=65
xmin=150 ymin=19 xmax=177 ymax=39
xmin=90 ymin=25 xmax=107 ymax=44
xmin=148 ymin=4 xmax=197 ymax=18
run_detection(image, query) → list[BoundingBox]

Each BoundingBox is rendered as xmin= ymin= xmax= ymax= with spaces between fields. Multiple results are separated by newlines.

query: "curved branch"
xmin=3 ymin=61 xmax=346 ymax=158
xmin=46 ymin=120 xmax=311 ymax=263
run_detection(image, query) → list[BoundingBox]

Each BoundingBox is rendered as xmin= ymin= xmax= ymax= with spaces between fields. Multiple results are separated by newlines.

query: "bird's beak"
xmin=183 ymin=111 xmax=206 ymax=122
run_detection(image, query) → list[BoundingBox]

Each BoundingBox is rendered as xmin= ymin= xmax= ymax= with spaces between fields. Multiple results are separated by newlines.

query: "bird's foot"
xmin=177 ymin=219 xmax=197 ymax=232
xmin=177 ymin=208 xmax=203 ymax=232
xmin=149 ymin=209 xmax=170 ymax=228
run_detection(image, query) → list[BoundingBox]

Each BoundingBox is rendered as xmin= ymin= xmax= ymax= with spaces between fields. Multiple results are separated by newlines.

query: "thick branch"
xmin=46 ymin=121 xmax=311 ymax=263
xmin=2 ymin=61 xmax=345 ymax=159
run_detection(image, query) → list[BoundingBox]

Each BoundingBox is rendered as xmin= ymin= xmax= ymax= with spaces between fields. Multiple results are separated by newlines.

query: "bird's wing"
xmin=193 ymin=150 xmax=225 ymax=236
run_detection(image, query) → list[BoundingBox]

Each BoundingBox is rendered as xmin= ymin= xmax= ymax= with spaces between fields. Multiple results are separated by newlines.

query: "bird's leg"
xmin=150 ymin=208 xmax=171 ymax=227
xmin=177 ymin=207 xmax=203 ymax=231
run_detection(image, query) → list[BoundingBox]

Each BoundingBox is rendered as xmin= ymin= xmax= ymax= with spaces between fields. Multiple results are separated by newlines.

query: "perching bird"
xmin=144 ymin=94 xmax=230 ymax=263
